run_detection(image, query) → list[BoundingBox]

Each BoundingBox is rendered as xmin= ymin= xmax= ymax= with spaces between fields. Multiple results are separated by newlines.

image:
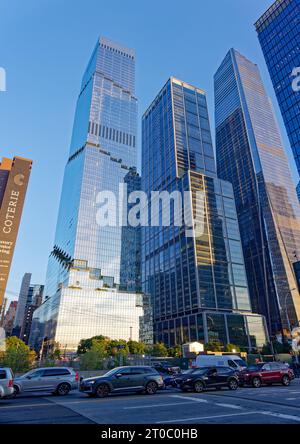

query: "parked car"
xmin=175 ymin=366 xmax=239 ymax=393
xmin=152 ymin=362 xmax=181 ymax=375
xmin=239 ymin=362 xmax=292 ymax=388
xmin=276 ymin=362 xmax=295 ymax=379
xmin=193 ymin=355 xmax=247 ymax=371
xmin=0 ymin=368 xmax=14 ymax=399
xmin=13 ymin=367 xmax=79 ymax=396
xmin=80 ymin=366 xmax=164 ymax=398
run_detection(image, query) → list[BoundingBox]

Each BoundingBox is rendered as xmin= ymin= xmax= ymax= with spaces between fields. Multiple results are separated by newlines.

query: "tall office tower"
xmin=142 ymin=77 xmax=268 ymax=350
xmin=0 ymin=157 xmax=32 ymax=309
xmin=20 ymin=284 xmax=44 ymax=344
xmin=30 ymin=37 xmax=144 ymax=353
xmin=215 ymin=49 xmax=300 ymax=337
xmin=13 ymin=272 xmax=32 ymax=334
xmin=255 ymin=0 xmax=300 ymax=176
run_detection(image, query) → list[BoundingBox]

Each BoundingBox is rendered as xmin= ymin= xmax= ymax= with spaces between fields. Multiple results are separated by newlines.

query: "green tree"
xmin=204 ymin=340 xmax=223 ymax=352
xmin=127 ymin=340 xmax=146 ymax=355
xmin=77 ymin=335 xmax=109 ymax=355
xmin=79 ymin=338 xmax=110 ymax=370
xmin=107 ymin=339 xmax=129 ymax=357
xmin=0 ymin=336 xmax=36 ymax=372
xmin=80 ymin=349 xmax=104 ymax=370
xmin=150 ymin=343 xmax=168 ymax=357
xmin=168 ymin=345 xmax=182 ymax=358
xmin=224 ymin=343 xmax=240 ymax=353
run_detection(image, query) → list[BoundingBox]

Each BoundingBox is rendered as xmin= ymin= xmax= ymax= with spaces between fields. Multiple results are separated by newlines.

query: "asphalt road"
xmin=1 ymin=379 xmax=300 ymax=424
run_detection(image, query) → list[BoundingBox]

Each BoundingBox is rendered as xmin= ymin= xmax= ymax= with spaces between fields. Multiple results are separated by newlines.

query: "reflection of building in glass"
xmin=30 ymin=37 xmax=147 ymax=353
xmin=215 ymin=49 xmax=300 ymax=337
xmin=120 ymin=168 xmax=142 ymax=292
xmin=29 ymin=267 xmax=144 ymax=353
xmin=255 ymin=0 xmax=300 ymax=177
xmin=141 ymin=77 xmax=268 ymax=350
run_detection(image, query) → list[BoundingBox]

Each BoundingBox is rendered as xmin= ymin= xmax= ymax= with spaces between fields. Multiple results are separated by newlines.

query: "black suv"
xmin=80 ymin=366 xmax=164 ymax=398
xmin=175 ymin=366 xmax=239 ymax=393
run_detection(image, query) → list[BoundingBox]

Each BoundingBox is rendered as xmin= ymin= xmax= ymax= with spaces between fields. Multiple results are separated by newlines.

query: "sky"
xmin=0 ymin=0 xmax=298 ymax=303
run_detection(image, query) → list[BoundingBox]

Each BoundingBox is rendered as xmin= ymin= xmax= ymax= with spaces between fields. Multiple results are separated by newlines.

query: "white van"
xmin=193 ymin=355 xmax=247 ymax=371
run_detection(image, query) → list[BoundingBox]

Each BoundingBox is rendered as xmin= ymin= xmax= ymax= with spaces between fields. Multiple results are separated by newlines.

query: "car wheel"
xmin=282 ymin=375 xmax=290 ymax=386
xmin=145 ymin=381 xmax=158 ymax=395
xmin=228 ymin=379 xmax=238 ymax=391
xmin=95 ymin=383 xmax=110 ymax=398
xmin=56 ymin=382 xmax=71 ymax=396
xmin=193 ymin=381 xmax=204 ymax=393
xmin=252 ymin=377 xmax=262 ymax=388
xmin=12 ymin=385 xmax=19 ymax=397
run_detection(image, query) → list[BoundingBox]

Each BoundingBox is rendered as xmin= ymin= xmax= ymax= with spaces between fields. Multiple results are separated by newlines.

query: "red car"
xmin=239 ymin=362 xmax=292 ymax=388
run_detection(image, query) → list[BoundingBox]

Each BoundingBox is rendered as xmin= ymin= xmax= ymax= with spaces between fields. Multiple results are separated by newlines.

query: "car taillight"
xmin=8 ymin=379 xmax=13 ymax=388
xmin=75 ymin=372 xmax=79 ymax=381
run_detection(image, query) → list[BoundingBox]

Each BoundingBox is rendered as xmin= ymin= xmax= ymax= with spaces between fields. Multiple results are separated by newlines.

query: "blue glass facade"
xmin=29 ymin=38 xmax=146 ymax=352
xmin=142 ymin=77 xmax=268 ymax=350
xmin=215 ymin=49 xmax=300 ymax=336
xmin=255 ymin=0 xmax=300 ymax=175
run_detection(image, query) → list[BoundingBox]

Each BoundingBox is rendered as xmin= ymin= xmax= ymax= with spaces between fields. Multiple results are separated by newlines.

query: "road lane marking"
xmin=260 ymin=411 xmax=300 ymax=423
xmin=171 ymin=394 xmax=208 ymax=403
xmin=215 ymin=403 xmax=242 ymax=409
xmin=156 ymin=412 xmax=258 ymax=424
xmin=124 ymin=401 xmax=195 ymax=410
xmin=0 ymin=402 xmax=54 ymax=409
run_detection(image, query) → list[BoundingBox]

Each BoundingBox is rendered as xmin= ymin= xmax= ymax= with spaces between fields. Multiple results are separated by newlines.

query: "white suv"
xmin=14 ymin=367 xmax=79 ymax=396
xmin=0 ymin=368 xmax=14 ymax=399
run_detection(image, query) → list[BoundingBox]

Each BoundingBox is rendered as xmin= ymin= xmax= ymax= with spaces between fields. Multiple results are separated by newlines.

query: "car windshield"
xmin=234 ymin=359 xmax=247 ymax=367
xmin=103 ymin=368 xmax=122 ymax=377
xmin=247 ymin=364 xmax=263 ymax=371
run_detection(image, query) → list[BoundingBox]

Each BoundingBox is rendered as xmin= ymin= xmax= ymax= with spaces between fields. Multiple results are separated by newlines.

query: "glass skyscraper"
xmin=142 ymin=77 xmax=268 ymax=350
xmin=215 ymin=49 xmax=300 ymax=337
xmin=30 ymin=37 xmax=146 ymax=353
xmin=255 ymin=0 xmax=300 ymax=175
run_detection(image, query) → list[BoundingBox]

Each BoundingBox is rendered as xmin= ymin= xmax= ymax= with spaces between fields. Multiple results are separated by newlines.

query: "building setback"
xmin=141 ymin=77 xmax=268 ymax=350
xmin=215 ymin=49 xmax=300 ymax=337
xmin=255 ymin=0 xmax=300 ymax=178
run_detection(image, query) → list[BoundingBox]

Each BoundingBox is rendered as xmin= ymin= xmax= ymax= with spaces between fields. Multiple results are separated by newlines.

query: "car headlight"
xmin=86 ymin=380 xmax=96 ymax=385
xmin=185 ymin=378 xmax=193 ymax=382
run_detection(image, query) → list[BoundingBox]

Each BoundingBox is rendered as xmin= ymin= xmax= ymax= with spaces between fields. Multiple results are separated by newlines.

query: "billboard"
xmin=0 ymin=157 xmax=32 ymax=307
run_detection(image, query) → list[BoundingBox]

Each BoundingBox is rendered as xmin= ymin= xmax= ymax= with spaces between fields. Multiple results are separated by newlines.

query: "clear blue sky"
xmin=0 ymin=0 xmax=297 ymax=302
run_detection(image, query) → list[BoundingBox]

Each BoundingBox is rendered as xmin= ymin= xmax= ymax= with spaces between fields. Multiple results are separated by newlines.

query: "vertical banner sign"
xmin=0 ymin=157 xmax=32 ymax=307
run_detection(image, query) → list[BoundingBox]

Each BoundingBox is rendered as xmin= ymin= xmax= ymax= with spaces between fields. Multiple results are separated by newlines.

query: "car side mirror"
xmin=26 ymin=376 xmax=32 ymax=379
xmin=116 ymin=373 xmax=123 ymax=378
